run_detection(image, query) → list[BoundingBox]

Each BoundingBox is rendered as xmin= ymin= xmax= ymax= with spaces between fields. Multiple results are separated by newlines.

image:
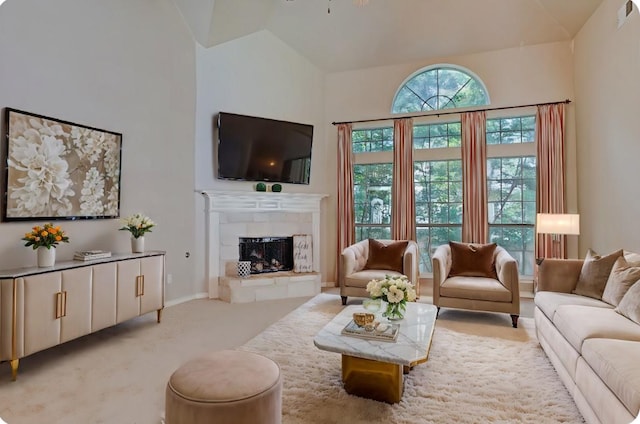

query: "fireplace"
xmin=200 ymin=190 xmax=327 ymax=299
xmin=239 ymin=236 xmax=293 ymax=274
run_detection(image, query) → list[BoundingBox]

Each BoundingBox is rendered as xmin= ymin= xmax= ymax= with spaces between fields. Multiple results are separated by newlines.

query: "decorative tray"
xmin=341 ymin=319 xmax=399 ymax=342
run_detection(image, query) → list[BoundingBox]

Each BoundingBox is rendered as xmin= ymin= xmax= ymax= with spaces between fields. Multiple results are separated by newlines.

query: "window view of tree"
xmin=354 ymin=163 xmax=393 ymax=241
xmin=415 ymin=160 xmax=463 ymax=272
xmin=413 ymin=122 xmax=461 ymax=149
xmin=392 ymin=67 xmax=489 ymax=114
xmin=487 ymin=156 xmax=536 ymax=275
xmin=487 ymin=116 xmax=535 ymax=145
xmin=352 ymin=127 xmax=394 ymax=153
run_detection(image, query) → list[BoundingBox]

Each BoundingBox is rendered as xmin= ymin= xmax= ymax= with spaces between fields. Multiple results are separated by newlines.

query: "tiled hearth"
xmin=200 ymin=190 xmax=327 ymax=302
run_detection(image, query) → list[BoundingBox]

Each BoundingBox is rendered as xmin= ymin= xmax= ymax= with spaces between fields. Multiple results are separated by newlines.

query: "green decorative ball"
xmin=256 ymin=182 xmax=267 ymax=192
xmin=271 ymin=184 xmax=282 ymax=192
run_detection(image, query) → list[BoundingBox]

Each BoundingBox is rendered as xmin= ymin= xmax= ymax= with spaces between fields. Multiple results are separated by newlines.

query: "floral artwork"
xmin=4 ymin=109 xmax=122 ymax=220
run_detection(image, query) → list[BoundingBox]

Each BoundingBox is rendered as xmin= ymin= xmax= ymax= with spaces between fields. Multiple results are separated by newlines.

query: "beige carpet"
xmin=240 ymin=294 xmax=585 ymax=424
xmin=0 ymin=293 xmax=583 ymax=423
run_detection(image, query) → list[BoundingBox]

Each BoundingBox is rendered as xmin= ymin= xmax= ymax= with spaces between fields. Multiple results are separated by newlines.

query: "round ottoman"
xmin=165 ymin=350 xmax=282 ymax=424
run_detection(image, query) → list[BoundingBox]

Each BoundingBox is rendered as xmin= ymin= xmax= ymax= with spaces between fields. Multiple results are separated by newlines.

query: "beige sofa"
xmin=339 ymin=239 xmax=419 ymax=305
xmin=432 ymin=243 xmax=520 ymax=327
xmin=534 ymin=252 xmax=640 ymax=424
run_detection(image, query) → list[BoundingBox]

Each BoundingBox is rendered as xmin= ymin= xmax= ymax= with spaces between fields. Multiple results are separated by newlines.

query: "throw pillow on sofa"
xmin=602 ymin=256 xmax=640 ymax=306
xmin=615 ymin=280 xmax=640 ymax=325
xmin=573 ymin=248 xmax=623 ymax=300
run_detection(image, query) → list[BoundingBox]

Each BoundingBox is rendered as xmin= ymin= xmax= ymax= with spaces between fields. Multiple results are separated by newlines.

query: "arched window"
xmin=391 ymin=65 xmax=489 ymax=113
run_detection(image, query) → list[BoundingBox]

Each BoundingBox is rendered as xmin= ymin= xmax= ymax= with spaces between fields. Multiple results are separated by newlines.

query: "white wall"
xmin=193 ymin=30 xmax=329 ymax=292
xmin=324 ymin=41 xmax=580 ymax=271
xmin=0 ymin=0 xmax=197 ymax=302
xmin=573 ymin=0 xmax=640 ymax=254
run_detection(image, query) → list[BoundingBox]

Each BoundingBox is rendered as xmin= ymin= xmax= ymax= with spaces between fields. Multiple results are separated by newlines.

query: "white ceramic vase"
xmin=131 ymin=236 xmax=145 ymax=253
xmin=37 ymin=246 xmax=56 ymax=267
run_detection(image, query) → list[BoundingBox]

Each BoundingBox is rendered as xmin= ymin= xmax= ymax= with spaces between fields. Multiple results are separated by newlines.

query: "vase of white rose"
xmin=366 ymin=275 xmax=417 ymax=320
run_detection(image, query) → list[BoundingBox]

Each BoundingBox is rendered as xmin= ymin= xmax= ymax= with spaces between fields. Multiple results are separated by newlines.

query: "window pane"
xmin=414 ymin=159 xmax=462 ymax=271
xmin=392 ymin=67 xmax=488 ymax=113
xmin=354 ymin=163 xmax=393 ymax=224
xmin=487 ymin=154 xmax=536 ymax=275
xmin=486 ymin=116 xmax=535 ymax=145
xmin=413 ymin=122 xmax=463 ymax=150
xmin=352 ymin=127 xmax=393 ymax=153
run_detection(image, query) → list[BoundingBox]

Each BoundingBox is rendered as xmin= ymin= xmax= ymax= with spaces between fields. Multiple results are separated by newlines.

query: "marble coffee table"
xmin=313 ymin=302 xmax=437 ymax=403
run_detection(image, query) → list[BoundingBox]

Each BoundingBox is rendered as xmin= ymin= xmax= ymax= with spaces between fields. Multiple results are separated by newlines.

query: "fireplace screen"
xmin=239 ymin=236 xmax=293 ymax=274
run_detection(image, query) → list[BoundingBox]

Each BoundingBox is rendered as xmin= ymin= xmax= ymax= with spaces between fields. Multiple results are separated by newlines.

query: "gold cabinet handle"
xmin=55 ymin=292 xmax=62 ymax=319
xmin=55 ymin=291 xmax=68 ymax=319
xmin=136 ymin=275 xmax=144 ymax=297
xmin=62 ymin=291 xmax=67 ymax=317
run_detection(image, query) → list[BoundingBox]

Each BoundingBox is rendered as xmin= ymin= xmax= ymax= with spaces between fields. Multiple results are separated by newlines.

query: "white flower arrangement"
xmin=119 ymin=213 xmax=155 ymax=239
xmin=366 ymin=275 xmax=417 ymax=319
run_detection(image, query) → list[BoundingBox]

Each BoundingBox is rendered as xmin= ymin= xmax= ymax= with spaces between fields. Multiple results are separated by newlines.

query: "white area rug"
xmin=240 ymin=294 xmax=585 ymax=424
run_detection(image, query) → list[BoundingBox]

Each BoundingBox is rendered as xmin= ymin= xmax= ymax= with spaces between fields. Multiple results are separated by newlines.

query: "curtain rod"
xmin=331 ymin=99 xmax=572 ymax=126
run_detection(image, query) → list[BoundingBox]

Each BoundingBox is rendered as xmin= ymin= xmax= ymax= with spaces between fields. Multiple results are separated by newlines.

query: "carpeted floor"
xmin=241 ymin=294 xmax=584 ymax=424
xmin=0 ymin=293 xmax=582 ymax=423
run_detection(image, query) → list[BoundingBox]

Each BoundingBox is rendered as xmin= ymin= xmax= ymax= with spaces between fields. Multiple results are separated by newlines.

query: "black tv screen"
xmin=217 ymin=112 xmax=313 ymax=185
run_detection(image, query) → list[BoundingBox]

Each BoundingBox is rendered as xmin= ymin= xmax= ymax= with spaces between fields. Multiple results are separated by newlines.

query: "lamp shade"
xmin=536 ymin=213 xmax=580 ymax=235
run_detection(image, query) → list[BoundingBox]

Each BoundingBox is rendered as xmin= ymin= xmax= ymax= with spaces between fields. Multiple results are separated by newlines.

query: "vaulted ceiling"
xmin=173 ymin=0 xmax=604 ymax=72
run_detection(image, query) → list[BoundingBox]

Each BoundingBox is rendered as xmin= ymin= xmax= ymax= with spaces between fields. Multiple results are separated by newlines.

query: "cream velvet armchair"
xmin=432 ymin=242 xmax=520 ymax=328
xmin=339 ymin=239 xmax=420 ymax=305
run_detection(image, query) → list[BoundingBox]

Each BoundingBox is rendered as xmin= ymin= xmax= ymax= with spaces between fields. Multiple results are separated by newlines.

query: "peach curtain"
xmin=391 ymin=118 xmax=416 ymax=241
xmin=461 ymin=111 xmax=488 ymax=243
xmin=337 ymin=123 xmax=355 ymax=282
xmin=536 ymin=104 xmax=566 ymax=259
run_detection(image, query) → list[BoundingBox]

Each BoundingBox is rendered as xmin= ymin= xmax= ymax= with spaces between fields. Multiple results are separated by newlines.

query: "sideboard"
xmin=0 ymin=251 xmax=165 ymax=380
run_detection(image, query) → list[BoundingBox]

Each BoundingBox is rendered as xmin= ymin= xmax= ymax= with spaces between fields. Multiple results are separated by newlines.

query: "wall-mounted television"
xmin=216 ymin=112 xmax=313 ymax=185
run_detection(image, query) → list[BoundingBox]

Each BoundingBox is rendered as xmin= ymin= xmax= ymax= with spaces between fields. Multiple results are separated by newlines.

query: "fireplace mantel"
xmin=200 ymin=190 xmax=328 ymax=299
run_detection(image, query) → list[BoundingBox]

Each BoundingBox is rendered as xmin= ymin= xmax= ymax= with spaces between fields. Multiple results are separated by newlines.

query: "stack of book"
xmin=74 ymin=250 xmax=112 ymax=261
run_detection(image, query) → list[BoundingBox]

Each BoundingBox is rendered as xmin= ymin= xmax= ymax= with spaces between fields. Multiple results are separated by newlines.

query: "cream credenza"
xmin=0 ymin=251 xmax=165 ymax=380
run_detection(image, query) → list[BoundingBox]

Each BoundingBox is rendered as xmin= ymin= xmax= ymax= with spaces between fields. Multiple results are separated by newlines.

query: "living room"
xmin=0 ymin=0 xmax=639 ymax=422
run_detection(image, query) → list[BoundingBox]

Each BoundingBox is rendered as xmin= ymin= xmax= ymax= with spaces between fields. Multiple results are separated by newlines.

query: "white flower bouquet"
xmin=366 ymin=275 xmax=417 ymax=320
xmin=119 ymin=213 xmax=155 ymax=239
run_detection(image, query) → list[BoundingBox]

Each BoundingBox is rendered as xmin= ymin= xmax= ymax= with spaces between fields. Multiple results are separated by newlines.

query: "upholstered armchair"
xmin=339 ymin=239 xmax=419 ymax=305
xmin=432 ymin=241 xmax=520 ymax=328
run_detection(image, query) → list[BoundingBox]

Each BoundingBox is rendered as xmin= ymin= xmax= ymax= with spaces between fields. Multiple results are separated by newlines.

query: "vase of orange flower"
xmin=22 ymin=223 xmax=70 ymax=267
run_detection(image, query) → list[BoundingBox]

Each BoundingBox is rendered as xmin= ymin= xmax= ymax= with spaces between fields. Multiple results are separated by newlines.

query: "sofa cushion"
xmin=344 ymin=270 xmax=405 ymax=288
xmin=573 ymin=249 xmax=623 ymax=300
xmin=439 ymin=276 xmax=511 ymax=302
xmin=582 ymin=338 xmax=640 ymax=417
xmin=364 ymin=239 xmax=407 ymax=273
xmin=615 ymin=280 xmax=640 ymax=325
xmin=602 ymin=256 xmax=640 ymax=306
xmin=448 ymin=241 xmax=497 ymax=279
xmin=534 ymin=291 xmax=612 ymax=321
xmin=552 ymin=305 xmax=640 ymax=353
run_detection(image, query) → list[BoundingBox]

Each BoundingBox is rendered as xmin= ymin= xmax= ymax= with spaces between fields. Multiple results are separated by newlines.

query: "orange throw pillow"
xmin=448 ymin=241 xmax=498 ymax=279
xmin=364 ymin=239 xmax=408 ymax=273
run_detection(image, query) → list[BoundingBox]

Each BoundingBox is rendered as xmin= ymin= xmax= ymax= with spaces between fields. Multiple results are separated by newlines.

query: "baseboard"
xmin=165 ymin=292 xmax=209 ymax=308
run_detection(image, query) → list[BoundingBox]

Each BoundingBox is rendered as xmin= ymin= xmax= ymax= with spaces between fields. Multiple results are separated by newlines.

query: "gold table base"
xmin=341 ymin=354 xmax=404 ymax=403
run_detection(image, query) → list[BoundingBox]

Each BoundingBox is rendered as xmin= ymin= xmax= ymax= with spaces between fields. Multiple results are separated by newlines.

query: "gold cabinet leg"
xmin=157 ymin=308 xmax=163 ymax=323
xmin=10 ymin=359 xmax=19 ymax=381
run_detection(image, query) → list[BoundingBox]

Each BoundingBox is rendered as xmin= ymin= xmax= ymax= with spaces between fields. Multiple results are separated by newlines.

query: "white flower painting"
xmin=5 ymin=109 xmax=122 ymax=220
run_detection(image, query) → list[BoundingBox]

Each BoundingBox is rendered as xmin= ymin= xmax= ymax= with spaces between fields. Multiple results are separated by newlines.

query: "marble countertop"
xmin=313 ymin=302 xmax=437 ymax=366
xmin=0 ymin=251 xmax=165 ymax=279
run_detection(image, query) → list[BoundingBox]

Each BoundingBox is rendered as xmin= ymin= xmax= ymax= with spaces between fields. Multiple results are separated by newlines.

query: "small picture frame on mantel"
xmin=293 ymin=234 xmax=313 ymax=273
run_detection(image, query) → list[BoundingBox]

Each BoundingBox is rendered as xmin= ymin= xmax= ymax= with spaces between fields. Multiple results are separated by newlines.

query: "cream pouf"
xmin=165 ymin=350 xmax=282 ymax=424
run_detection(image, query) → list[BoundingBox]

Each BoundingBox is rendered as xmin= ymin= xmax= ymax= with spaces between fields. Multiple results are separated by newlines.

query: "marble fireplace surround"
xmin=201 ymin=190 xmax=327 ymax=299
